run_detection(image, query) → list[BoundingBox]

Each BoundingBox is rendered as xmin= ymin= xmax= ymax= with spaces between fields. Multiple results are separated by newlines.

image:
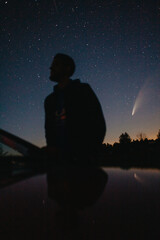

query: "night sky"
xmin=1 ymin=0 xmax=160 ymax=151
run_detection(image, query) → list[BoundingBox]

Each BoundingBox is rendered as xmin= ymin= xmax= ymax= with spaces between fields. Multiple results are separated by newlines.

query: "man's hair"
xmin=54 ymin=53 xmax=76 ymax=77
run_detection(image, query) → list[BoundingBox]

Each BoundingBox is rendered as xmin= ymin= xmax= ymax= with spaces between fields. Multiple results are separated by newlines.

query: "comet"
xmin=132 ymin=67 xmax=160 ymax=116
xmin=132 ymin=85 xmax=146 ymax=116
xmin=131 ymin=77 xmax=153 ymax=116
xmin=132 ymin=103 xmax=136 ymax=116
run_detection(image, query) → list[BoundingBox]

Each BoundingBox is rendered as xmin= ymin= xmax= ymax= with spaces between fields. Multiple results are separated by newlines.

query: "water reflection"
xmin=0 ymin=165 xmax=160 ymax=239
xmin=46 ymin=166 xmax=108 ymax=237
xmin=47 ymin=166 xmax=108 ymax=209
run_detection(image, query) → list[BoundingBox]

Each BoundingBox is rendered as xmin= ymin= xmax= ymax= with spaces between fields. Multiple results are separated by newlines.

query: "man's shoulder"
xmin=76 ymin=81 xmax=93 ymax=94
xmin=71 ymin=79 xmax=91 ymax=91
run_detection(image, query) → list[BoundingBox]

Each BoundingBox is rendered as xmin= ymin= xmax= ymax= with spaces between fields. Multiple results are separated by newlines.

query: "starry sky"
xmin=0 ymin=0 xmax=160 ymax=152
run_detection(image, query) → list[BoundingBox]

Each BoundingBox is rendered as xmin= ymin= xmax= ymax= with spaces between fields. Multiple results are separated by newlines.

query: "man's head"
xmin=49 ymin=53 xmax=76 ymax=82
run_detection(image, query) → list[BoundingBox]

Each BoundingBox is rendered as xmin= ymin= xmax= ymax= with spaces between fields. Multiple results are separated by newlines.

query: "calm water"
xmin=0 ymin=167 xmax=160 ymax=240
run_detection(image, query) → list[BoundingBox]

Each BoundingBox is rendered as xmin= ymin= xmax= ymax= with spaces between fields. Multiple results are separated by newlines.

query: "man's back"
xmin=45 ymin=79 xmax=106 ymax=156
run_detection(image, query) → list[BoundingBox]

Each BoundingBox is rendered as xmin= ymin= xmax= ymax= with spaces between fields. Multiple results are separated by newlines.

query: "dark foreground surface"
xmin=0 ymin=164 xmax=160 ymax=240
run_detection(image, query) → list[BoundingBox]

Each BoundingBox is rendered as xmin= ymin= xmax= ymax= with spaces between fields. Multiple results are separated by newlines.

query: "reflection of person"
xmin=44 ymin=53 xmax=106 ymax=163
xmin=47 ymin=167 xmax=108 ymax=209
xmin=46 ymin=167 xmax=108 ymax=236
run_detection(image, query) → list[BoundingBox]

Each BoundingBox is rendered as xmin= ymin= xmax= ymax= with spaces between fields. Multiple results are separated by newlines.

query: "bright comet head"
xmin=132 ymin=104 xmax=136 ymax=116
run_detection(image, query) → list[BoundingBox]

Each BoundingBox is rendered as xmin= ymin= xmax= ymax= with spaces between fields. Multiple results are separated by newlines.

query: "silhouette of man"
xmin=44 ymin=53 xmax=106 ymax=164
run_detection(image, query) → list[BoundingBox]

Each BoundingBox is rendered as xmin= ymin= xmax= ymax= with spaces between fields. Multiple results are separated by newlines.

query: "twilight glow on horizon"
xmin=0 ymin=0 xmax=160 ymax=150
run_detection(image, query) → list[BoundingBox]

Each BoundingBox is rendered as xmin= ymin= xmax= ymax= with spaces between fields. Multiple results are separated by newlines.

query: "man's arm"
xmin=77 ymin=83 xmax=106 ymax=149
xmin=44 ymin=94 xmax=56 ymax=146
xmin=44 ymin=94 xmax=61 ymax=158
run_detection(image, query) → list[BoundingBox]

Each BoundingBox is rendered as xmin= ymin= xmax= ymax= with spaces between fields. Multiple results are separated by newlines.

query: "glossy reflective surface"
xmin=0 ymin=167 xmax=160 ymax=240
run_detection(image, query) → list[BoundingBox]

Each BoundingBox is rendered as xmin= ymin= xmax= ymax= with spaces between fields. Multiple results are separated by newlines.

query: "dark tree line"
xmin=101 ymin=129 xmax=160 ymax=169
xmin=157 ymin=129 xmax=160 ymax=140
xmin=119 ymin=129 xmax=160 ymax=144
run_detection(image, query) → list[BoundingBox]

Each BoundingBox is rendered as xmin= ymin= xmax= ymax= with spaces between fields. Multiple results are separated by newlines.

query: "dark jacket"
xmin=44 ymin=79 xmax=106 ymax=155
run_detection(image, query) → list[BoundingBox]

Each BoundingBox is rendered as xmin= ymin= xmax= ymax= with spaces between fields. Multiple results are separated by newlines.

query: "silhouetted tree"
xmin=157 ymin=129 xmax=160 ymax=140
xmin=106 ymin=143 xmax=112 ymax=148
xmin=136 ymin=132 xmax=147 ymax=141
xmin=119 ymin=132 xmax=131 ymax=144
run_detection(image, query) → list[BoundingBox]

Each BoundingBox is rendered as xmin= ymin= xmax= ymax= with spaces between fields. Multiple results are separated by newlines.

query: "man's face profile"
xmin=50 ymin=58 xmax=62 ymax=82
xmin=49 ymin=57 xmax=68 ymax=82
